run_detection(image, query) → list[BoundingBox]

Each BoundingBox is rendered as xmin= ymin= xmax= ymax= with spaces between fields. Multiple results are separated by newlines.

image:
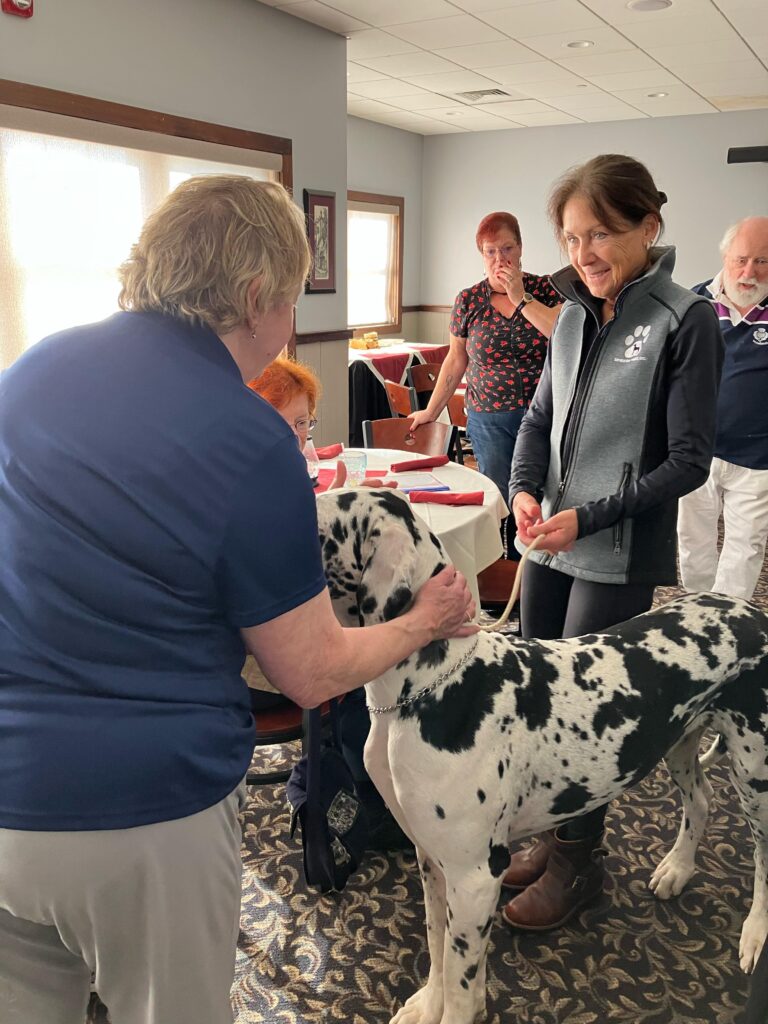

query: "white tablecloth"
xmin=341 ymin=448 xmax=506 ymax=608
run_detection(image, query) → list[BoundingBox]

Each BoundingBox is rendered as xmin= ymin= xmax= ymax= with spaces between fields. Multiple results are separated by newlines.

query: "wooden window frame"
xmin=0 ymin=78 xmax=300 ymax=356
xmin=347 ymin=189 xmax=404 ymax=336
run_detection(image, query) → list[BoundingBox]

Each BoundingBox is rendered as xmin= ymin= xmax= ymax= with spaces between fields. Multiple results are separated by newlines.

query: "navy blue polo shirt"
xmin=0 ymin=311 xmax=326 ymax=830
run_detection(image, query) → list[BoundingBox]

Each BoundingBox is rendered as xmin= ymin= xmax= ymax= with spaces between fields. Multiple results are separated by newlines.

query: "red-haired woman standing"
xmin=409 ymin=212 xmax=561 ymax=550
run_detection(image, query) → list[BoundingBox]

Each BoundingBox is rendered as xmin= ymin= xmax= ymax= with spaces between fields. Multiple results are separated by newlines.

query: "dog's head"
xmin=316 ymin=488 xmax=448 ymax=628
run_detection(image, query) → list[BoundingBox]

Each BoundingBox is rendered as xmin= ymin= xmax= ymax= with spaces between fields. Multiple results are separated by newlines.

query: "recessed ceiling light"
xmin=576 ymin=84 xmax=589 ymax=88
xmin=627 ymin=0 xmax=672 ymax=10
xmin=647 ymin=91 xmax=669 ymax=98
xmin=565 ymin=39 xmax=594 ymax=48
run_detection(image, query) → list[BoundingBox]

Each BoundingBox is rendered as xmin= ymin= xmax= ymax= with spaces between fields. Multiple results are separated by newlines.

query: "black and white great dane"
xmin=316 ymin=487 xmax=768 ymax=1024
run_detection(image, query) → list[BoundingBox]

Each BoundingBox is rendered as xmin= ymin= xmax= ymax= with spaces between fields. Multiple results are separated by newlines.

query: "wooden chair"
xmin=362 ymin=417 xmax=457 ymax=457
xmin=407 ymin=362 xmax=443 ymax=412
xmin=384 ymin=380 xmax=417 ymax=417
xmin=477 ymin=558 xmax=519 ymax=609
xmin=446 ymin=392 xmax=472 ymax=465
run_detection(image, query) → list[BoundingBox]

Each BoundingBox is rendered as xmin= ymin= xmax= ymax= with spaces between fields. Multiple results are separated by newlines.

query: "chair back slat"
xmin=446 ymin=393 xmax=467 ymax=429
xmin=384 ymin=380 xmax=416 ymax=417
xmin=407 ymin=362 xmax=442 ymax=392
xmin=362 ymin=418 xmax=457 ymax=457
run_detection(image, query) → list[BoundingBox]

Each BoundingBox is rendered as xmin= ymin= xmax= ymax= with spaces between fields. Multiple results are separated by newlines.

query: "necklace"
xmin=366 ymin=637 xmax=481 ymax=715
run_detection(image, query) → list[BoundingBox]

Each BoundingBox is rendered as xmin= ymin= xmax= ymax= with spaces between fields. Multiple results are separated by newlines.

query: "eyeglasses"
xmin=482 ymin=245 xmax=518 ymax=261
xmin=293 ymin=417 xmax=318 ymax=434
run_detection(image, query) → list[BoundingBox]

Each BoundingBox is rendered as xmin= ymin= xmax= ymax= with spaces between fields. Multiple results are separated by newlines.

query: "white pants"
xmin=678 ymin=457 xmax=768 ymax=601
xmin=0 ymin=780 xmax=247 ymax=1024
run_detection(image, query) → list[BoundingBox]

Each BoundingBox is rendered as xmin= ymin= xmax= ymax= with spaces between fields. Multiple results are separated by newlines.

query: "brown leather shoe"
xmin=501 ymin=831 xmax=555 ymax=891
xmin=501 ymin=834 xmax=606 ymax=931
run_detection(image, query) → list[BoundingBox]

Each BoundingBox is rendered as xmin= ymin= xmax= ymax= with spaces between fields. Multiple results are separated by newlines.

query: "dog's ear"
xmin=358 ymin=513 xmax=419 ymax=624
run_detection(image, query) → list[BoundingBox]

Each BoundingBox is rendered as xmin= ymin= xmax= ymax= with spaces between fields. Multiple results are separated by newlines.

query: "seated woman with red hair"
xmin=249 ymin=356 xmax=320 ymax=454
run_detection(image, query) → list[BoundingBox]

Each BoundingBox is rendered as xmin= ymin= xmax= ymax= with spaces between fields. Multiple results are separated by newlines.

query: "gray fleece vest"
xmin=533 ymin=247 xmax=702 ymax=584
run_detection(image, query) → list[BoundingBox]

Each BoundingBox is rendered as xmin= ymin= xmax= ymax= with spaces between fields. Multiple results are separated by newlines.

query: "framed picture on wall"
xmin=303 ymin=189 xmax=336 ymax=294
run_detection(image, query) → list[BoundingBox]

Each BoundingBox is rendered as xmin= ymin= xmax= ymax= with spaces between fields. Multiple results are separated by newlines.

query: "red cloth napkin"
xmin=315 ymin=468 xmax=384 ymax=493
xmin=390 ymin=455 xmax=450 ymax=473
xmin=408 ymin=491 xmax=484 ymax=506
xmin=315 ymin=443 xmax=344 ymax=460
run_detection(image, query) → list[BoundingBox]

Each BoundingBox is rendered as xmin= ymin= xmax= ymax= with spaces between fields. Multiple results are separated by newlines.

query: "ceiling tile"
xmin=449 ymin=0 xmax=547 ymax=10
xmin=426 ymin=106 xmax=516 ymax=129
xmin=479 ymin=0 xmax=606 ymax=37
xmin=613 ymin=84 xmax=719 ymax=114
xmin=512 ymin=78 xmax=601 ymax=98
xmin=585 ymin=67 xmax=682 ymax=91
xmin=618 ymin=8 xmax=743 ymax=48
xmin=355 ymin=52 xmax=463 ymax=76
xmin=578 ymin=107 xmax=648 ymax=122
xmin=402 ymin=69 xmax=507 ymax=92
xmin=352 ymin=78 xmax=434 ymax=98
xmin=347 ymin=98 xmax=402 ymax=116
xmin=676 ymin=59 xmax=768 ymax=87
xmin=512 ymin=110 xmax=583 ymax=124
xmin=346 ymin=62 xmax=389 ymax=84
xmin=519 ymin=26 xmax=637 ymax=61
xmin=433 ymin=39 xmax=542 ymax=69
xmin=482 ymin=60 xmax=589 ymax=84
xmin=557 ymin=50 xmax=662 ymax=76
xmin=546 ymin=91 xmax=631 ymax=112
xmin=417 ymin=120 xmax=470 ymax=133
xmin=579 ymin=0 xmax=711 ymax=24
xmin=370 ymin=110 xmax=438 ymax=129
xmin=752 ymin=35 xmax=768 ymax=61
xmin=323 ymin=0 xmax=457 ymax=27
xmin=346 ymin=29 xmax=419 ymax=59
xmin=388 ymin=15 xmax=507 ymax=49
xmin=386 ymin=91 xmax=483 ymax=110
xmin=709 ymin=95 xmax=768 ymax=111
xmin=276 ymin=1 xmax=367 ymax=33
xmin=474 ymin=98 xmax=556 ymax=117
xmin=645 ymin=36 xmax=754 ymax=69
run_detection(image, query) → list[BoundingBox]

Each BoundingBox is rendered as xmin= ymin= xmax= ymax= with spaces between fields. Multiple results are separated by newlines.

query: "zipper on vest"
xmin=612 ymin=462 xmax=633 ymax=554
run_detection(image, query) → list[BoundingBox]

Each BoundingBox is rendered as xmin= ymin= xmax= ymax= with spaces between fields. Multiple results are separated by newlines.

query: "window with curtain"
xmin=0 ymin=109 xmax=278 ymax=369
xmin=347 ymin=192 xmax=403 ymax=332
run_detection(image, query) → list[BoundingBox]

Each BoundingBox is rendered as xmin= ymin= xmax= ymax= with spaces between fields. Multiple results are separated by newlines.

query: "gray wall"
xmin=0 ymin=0 xmax=350 ymax=442
xmin=420 ymin=109 xmax=768 ymax=303
xmin=347 ymin=116 xmax=424 ymax=308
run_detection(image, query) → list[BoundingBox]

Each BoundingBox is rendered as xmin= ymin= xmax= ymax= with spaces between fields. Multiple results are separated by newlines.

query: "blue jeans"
xmin=466 ymin=408 xmax=525 ymax=509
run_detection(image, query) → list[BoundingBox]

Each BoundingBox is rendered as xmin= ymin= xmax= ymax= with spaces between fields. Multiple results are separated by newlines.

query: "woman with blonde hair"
xmin=0 ymin=175 xmax=473 ymax=1024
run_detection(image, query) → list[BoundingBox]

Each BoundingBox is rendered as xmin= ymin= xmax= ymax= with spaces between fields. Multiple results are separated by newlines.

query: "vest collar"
xmin=551 ymin=245 xmax=677 ymax=317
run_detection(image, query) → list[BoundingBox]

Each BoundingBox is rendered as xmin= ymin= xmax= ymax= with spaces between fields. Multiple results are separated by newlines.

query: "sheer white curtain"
xmin=0 ymin=123 xmax=274 ymax=369
xmin=347 ymin=203 xmax=399 ymax=329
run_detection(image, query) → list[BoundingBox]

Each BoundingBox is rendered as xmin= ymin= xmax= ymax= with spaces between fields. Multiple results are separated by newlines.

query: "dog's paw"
xmin=391 ymin=986 xmax=443 ymax=1024
xmin=649 ymin=851 xmax=695 ymax=900
xmin=739 ymin=916 xmax=767 ymax=974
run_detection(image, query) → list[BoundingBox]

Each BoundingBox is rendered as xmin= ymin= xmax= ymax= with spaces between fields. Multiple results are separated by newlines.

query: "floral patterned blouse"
xmin=450 ymin=274 xmax=560 ymax=413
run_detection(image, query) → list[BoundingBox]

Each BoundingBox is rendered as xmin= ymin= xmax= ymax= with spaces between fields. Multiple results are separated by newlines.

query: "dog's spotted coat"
xmin=317 ymin=488 xmax=768 ymax=1024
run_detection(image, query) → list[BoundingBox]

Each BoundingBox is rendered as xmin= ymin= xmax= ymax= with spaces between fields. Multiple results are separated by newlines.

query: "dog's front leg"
xmin=436 ymin=866 xmax=500 ymax=1024
xmin=391 ymin=854 xmax=447 ymax=1024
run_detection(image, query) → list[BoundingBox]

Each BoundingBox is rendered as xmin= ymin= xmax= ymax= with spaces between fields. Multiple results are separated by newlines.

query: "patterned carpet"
xmin=88 ymin=555 xmax=767 ymax=1024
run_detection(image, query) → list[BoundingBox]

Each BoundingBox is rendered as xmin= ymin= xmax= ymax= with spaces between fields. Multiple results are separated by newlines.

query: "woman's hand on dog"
xmin=413 ymin=565 xmax=478 ymax=638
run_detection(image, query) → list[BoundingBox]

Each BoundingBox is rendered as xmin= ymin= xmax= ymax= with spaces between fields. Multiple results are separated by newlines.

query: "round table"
xmin=331 ymin=448 xmax=507 ymax=608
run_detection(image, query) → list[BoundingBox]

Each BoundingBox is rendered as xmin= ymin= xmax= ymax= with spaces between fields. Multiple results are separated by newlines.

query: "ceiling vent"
xmin=453 ymin=88 xmax=513 ymax=104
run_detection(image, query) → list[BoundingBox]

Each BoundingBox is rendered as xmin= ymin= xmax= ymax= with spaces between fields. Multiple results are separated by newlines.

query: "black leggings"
xmin=520 ymin=559 xmax=655 ymax=841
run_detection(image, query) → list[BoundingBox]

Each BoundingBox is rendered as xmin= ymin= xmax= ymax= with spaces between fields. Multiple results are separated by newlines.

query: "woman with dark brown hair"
xmin=409 ymin=212 xmax=560 ymax=550
xmin=502 ymin=154 xmax=724 ymax=931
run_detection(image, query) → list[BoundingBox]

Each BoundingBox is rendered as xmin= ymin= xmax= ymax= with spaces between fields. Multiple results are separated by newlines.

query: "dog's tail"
xmin=699 ymin=733 xmax=728 ymax=769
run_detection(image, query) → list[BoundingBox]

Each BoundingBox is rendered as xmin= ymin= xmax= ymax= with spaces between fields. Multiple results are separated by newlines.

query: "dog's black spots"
xmin=453 ymin=936 xmax=468 ymax=957
xmin=331 ymin=519 xmax=348 ymax=545
xmin=416 ymin=640 xmax=449 ymax=670
xmin=478 ymin=915 xmax=493 ymax=939
xmin=750 ymin=778 xmax=768 ymax=794
xmin=382 ymin=585 xmax=413 ymax=622
xmin=516 ymin=794 xmax=523 ymax=808
xmin=323 ymin=537 xmax=339 ymax=559
xmin=498 ymin=760 xmax=504 ymax=779
xmin=477 ymin=789 xmax=486 ymax=803
xmin=488 ymin=843 xmax=511 ymax=878
xmin=436 ymin=805 xmax=446 ymax=819
xmin=460 ymin=980 xmax=469 ymax=990
xmin=446 ymin=905 xmax=453 ymax=921
xmin=335 ymin=492 xmax=356 ymax=513
xmin=374 ymin=489 xmax=422 ymax=547
xmin=550 ymin=781 xmax=594 ymax=817
xmin=400 ymin=653 xmax=502 ymax=754
xmin=593 ymin=688 xmax=644 ymax=741
xmin=562 ymin=759 xmax=569 ymax=768
xmin=512 ymin=644 xmax=556 ymax=732
xmin=357 ymin=584 xmax=377 ymax=617
xmin=554 ymin=733 xmax=561 ymax=744
xmin=464 ymin=963 xmax=479 ymax=982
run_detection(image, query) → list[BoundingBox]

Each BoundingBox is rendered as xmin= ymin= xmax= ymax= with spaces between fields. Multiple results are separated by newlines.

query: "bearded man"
xmin=678 ymin=216 xmax=768 ymax=600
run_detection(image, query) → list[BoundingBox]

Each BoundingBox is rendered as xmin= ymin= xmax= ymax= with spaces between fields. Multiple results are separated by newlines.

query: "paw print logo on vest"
xmin=624 ymin=324 xmax=651 ymax=359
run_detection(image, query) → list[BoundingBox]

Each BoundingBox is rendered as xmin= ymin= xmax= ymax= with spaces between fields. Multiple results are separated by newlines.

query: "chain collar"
xmin=366 ymin=637 xmax=481 ymax=715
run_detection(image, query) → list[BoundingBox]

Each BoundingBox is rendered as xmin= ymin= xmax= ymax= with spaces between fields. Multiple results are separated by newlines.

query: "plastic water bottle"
xmin=303 ymin=435 xmax=320 ymax=485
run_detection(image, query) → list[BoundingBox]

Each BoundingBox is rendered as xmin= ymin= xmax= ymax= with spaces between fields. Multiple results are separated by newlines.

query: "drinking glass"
xmin=340 ymin=450 xmax=367 ymax=486
xmin=303 ymin=436 xmax=320 ymax=485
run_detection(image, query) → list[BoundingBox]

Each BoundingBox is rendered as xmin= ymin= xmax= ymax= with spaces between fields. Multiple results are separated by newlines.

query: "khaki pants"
xmin=0 ymin=780 xmax=247 ymax=1024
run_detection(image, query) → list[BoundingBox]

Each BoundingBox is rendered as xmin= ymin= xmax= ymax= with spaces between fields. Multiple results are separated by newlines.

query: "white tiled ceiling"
xmin=264 ymin=0 xmax=768 ymax=134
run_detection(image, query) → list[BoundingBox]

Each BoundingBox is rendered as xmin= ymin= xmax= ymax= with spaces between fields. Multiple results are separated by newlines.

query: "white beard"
xmin=723 ymin=272 xmax=768 ymax=310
